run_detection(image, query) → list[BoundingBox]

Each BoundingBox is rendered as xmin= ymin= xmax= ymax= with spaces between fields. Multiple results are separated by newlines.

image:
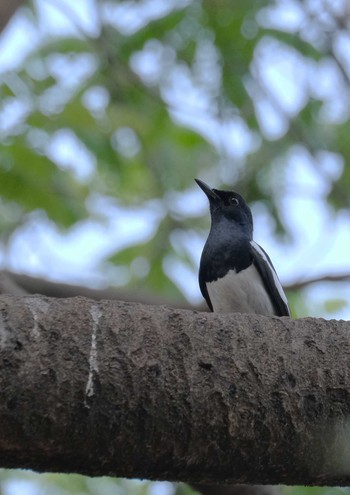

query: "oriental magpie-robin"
xmin=196 ymin=179 xmax=290 ymax=316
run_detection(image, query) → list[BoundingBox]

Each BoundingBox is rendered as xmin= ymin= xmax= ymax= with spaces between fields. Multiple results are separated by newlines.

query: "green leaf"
xmin=0 ymin=141 xmax=89 ymax=227
xmin=323 ymin=298 xmax=348 ymax=314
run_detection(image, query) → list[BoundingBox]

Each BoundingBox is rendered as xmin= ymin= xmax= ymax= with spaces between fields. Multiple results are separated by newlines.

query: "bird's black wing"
xmin=250 ymin=241 xmax=290 ymax=317
xmin=199 ymin=271 xmax=213 ymax=311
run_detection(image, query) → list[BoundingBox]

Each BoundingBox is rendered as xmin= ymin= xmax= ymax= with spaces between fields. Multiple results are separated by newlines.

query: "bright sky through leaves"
xmin=0 ymin=0 xmax=350 ymax=318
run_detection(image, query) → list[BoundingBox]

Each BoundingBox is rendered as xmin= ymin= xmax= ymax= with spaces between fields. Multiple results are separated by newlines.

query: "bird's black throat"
xmin=200 ymin=217 xmax=252 ymax=283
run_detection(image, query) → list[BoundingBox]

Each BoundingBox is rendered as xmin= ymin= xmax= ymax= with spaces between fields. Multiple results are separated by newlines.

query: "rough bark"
xmin=0 ymin=294 xmax=349 ymax=485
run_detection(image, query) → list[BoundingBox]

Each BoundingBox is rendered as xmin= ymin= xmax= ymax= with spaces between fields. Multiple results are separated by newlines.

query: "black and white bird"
xmin=196 ymin=179 xmax=290 ymax=316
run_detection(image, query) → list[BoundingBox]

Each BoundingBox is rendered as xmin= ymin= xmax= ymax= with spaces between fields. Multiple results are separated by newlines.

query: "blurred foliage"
xmin=0 ymin=469 xmax=196 ymax=495
xmin=1 ymin=0 xmax=350 ymax=314
xmin=284 ymin=488 xmax=350 ymax=495
xmin=1 ymin=470 xmax=350 ymax=495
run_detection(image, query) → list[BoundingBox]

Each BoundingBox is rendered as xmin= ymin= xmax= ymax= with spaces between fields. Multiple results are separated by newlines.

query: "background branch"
xmin=0 ymin=270 xmax=198 ymax=309
xmin=284 ymin=273 xmax=350 ymax=292
xmin=0 ymin=0 xmax=24 ymax=34
xmin=2 ymin=270 xmax=349 ymax=306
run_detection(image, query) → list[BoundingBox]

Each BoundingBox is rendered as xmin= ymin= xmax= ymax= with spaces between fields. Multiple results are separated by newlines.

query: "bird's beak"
xmin=195 ymin=179 xmax=220 ymax=201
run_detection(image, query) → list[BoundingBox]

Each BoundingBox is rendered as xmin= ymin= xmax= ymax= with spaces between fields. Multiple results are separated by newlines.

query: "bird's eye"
xmin=229 ymin=197 xmax=239 ymax=206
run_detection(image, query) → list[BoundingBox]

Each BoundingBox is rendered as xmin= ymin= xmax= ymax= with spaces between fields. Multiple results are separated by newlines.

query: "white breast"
xmin=206 ymin=265 xmax=276 ymax=315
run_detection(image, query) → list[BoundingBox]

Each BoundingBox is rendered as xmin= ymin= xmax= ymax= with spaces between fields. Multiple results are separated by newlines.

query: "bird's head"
xmin=195 ymin=179 xmax=253 ymax=236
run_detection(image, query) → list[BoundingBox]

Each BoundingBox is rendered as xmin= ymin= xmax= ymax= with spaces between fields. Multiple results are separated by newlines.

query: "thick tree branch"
xmin=1 ymin=294 xmax=350 ymax=485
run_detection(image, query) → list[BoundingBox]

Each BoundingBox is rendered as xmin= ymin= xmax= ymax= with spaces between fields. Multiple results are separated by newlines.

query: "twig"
xmin=285 ymin=273 xmax=350 ymax=292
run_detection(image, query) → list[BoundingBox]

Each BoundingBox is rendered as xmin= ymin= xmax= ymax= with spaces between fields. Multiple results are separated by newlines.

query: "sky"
xmin=0 ymin=0 xmax=350 ymax=318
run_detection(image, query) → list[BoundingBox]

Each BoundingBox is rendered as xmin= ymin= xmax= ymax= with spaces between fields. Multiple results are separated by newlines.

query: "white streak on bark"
xmin=24 ymin=297 xmax=50 ymax=338
xmin=85 ymin=305 xmax=101 ymax=401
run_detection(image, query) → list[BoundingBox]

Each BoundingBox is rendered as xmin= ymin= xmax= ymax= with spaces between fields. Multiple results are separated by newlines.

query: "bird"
xmin=195 ymin=179 xmax=290 ymax=316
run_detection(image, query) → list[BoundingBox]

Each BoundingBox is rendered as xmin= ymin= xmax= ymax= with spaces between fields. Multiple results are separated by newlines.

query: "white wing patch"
xmin=250 ymin=240 xmax=289 ymax=309
xmin=207 ymin=265 xmax=276 ymax=315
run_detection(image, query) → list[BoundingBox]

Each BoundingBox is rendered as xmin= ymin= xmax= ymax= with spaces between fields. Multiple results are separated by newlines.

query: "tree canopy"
xmin=1 ymin=0 xmax=350 ymax=316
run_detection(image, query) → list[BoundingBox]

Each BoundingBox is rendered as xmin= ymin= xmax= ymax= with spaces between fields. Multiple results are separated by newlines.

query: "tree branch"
xmin=284 ymin=273 xmax=350 ymax=292
xmin=0 ymin=0 xmax=24 ymax=35
xmin=5 ymin=269 xmax=350 ymax=312
xmin=191 ymin=485 xmax=281 ymax=495
xmin=1 ymin=294 xmax=350 ymax=485
xmin=1 ymin=270 xmax=199 ymax=309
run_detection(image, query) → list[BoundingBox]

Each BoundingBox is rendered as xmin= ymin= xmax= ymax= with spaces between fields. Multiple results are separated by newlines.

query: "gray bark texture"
xmin=0 ymin=294 xmax=349 ymax=485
